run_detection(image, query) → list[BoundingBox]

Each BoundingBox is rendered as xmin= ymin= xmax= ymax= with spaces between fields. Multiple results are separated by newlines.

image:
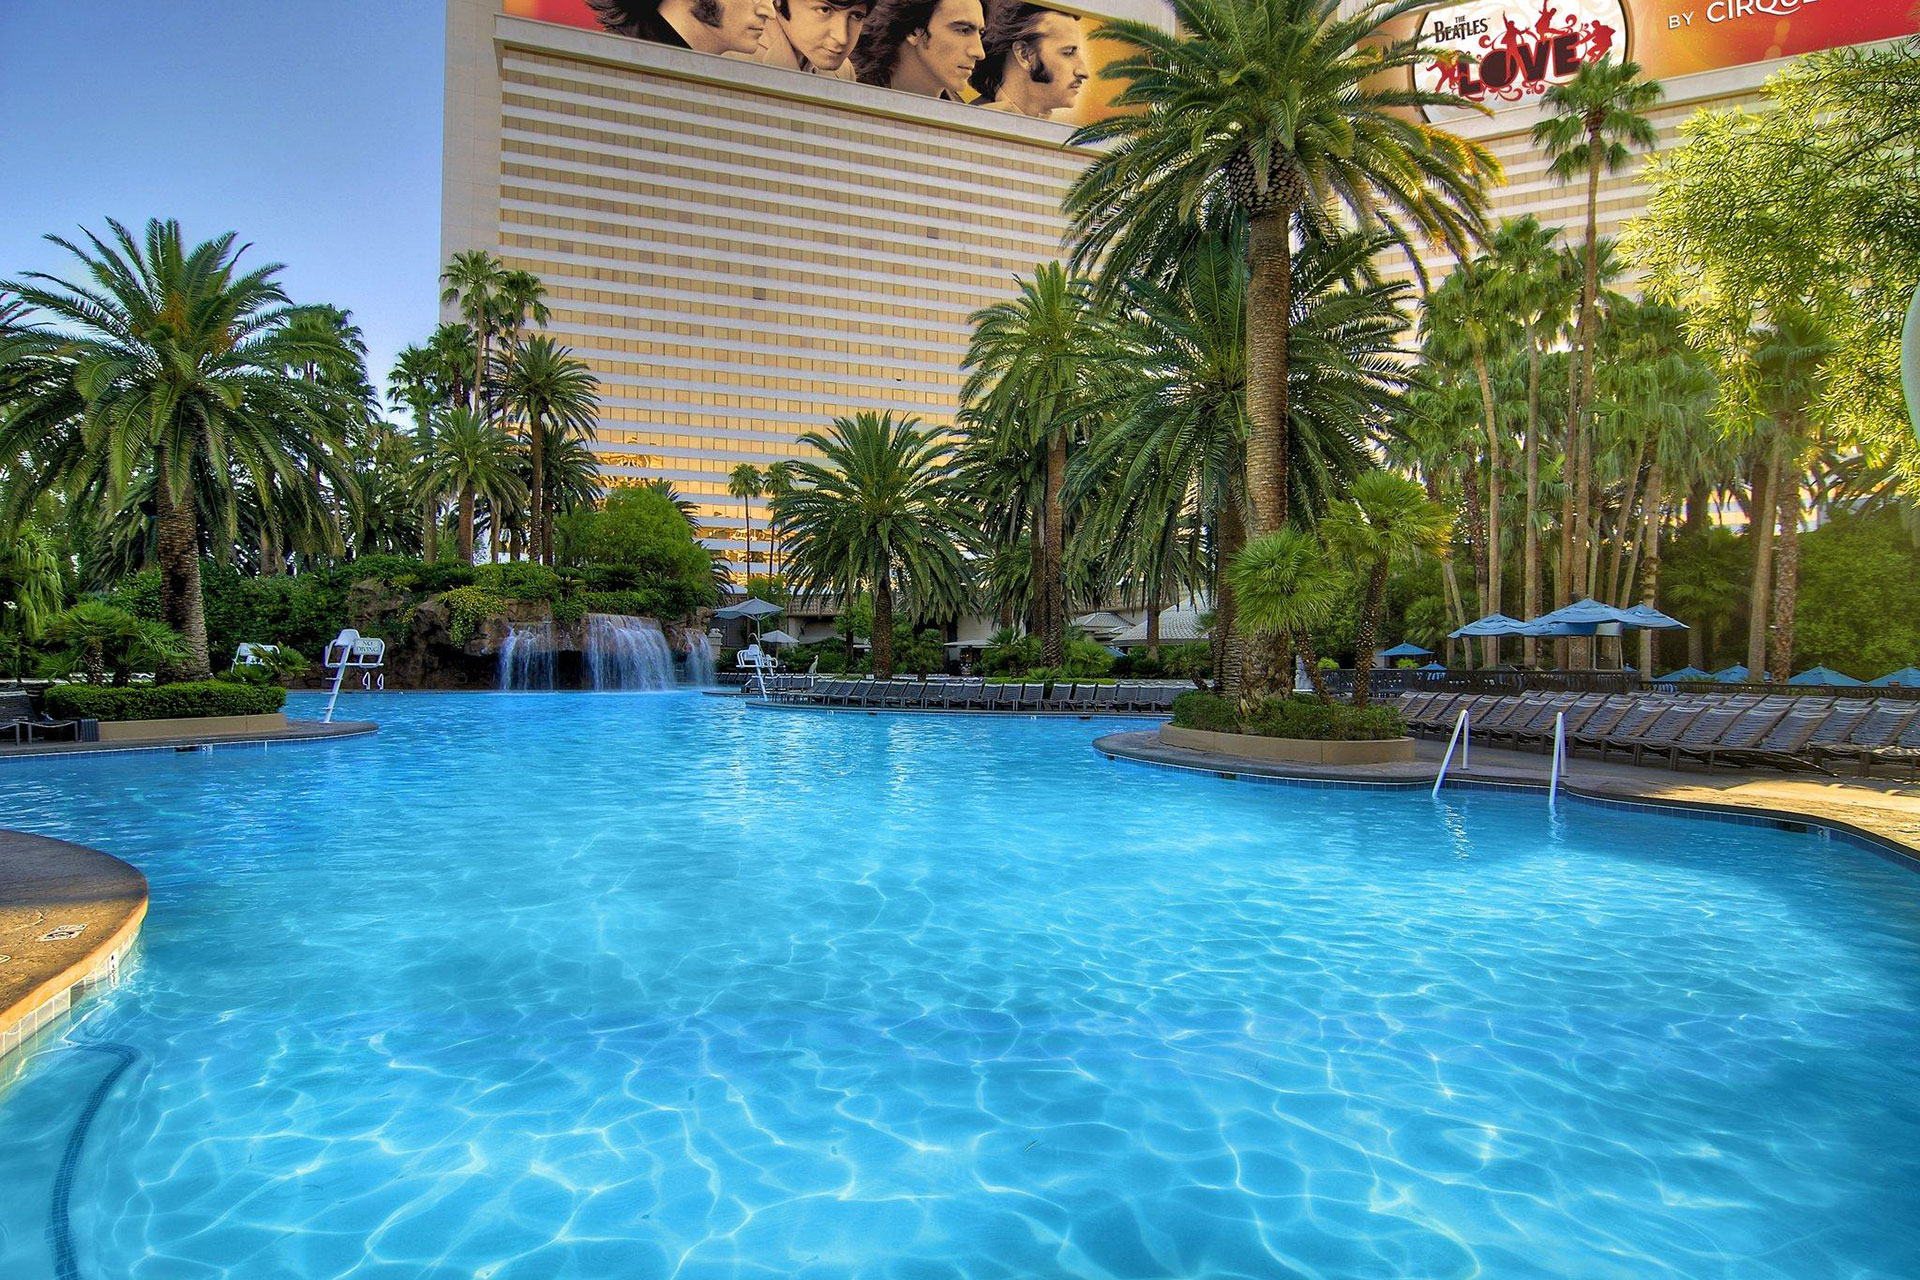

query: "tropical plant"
xmin=1320 ymin=472 xmax=1449 ymax=706
xmin=1226 ymin=527 xmax=1341 ymax=701
xmin=728 ymin=462 xmax=764 ymax=580
xmin=418 ymin=407 xmax=527 ymax=564
xmin=45 ymin=600 xmax=184 ymax=685
xmin=495 ymin=334 xmax=598 ymax=565
xmin=773 ymin=411 xmax=971 ymax=679
xmin=0 ymin=219 xmax=359 ymax=676
xmin=1065 ymin=0 xmax=1493 ymax=564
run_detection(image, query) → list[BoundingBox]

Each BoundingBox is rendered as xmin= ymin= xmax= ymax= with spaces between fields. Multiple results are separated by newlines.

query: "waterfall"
xmin=498 ymin=622 xmax=556 ymax=691
xmin=584 ymin=614 xmax=676 ymax=691
xmin=683 ymin=630 xmax=716 ymax=686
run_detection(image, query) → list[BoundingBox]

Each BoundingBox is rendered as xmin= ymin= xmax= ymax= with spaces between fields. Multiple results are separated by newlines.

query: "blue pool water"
xmin=1 ymin=692 xmax=1918 ymax=1277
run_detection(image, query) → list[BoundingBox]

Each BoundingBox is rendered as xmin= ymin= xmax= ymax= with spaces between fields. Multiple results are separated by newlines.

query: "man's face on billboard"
xmin=781 ymin=0 xmax=870 ymax=70
xmin=903 ymin=0 xmax=985 ymax=97
xmin=703 ymin=0 xmax=775 ymax=54
xmin=1019 ymin=11 xmax=1088 ymax=113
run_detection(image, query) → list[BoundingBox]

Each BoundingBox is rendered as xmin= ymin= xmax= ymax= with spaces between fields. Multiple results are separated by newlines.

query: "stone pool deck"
xmin=1097 ymin=731 xmax=1920 ymax=863
xmin=0 ymin=831 xmax=147 ymax=1071
xmin=0 ymin=718 xmax=377 ymax=760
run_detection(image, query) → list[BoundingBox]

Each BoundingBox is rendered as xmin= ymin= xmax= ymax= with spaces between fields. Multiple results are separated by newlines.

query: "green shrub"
xmin=1063 ymin=634 xmax=1115 ymax=678
xmin=983 ymin=628 xmax=1039 ymax=676
xmin=1160 ymin=641 xmax=1211 ymax=680
xmin=1171 ymin=690 xmax=1239 ymax=733
xmin=474 ymin=562 xmax=561 ymax=600
xmin=439 ymin=585 xmax=508 ymax=648
xmin=1242 ymin=696 xmax=1406 ymax=741
xmin=46 ymin=679 xmax=287 ymax=722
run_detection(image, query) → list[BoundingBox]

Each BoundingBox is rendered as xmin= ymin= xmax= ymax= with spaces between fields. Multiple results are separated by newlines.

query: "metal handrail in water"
xmin=1432 ymin=708 xmax=1470 ymax=798
xmin=1548 ymin=711 xmax=1567 ymax=812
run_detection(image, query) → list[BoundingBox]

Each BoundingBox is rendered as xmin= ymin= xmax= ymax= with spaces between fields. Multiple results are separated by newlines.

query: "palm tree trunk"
xmin=1768 ymin=455 xmax=1801 ymax=685
xmin=1637 ymin=466 xmax=1665 ymax=674
xmin=153 ymin=455 xmax=211 ymax=679
xmin=1473 ymin=353 xmax=1502 ymax=636
xmin=1745 ymin=433 xmax=1781 ymax=676
xmin=459 ymin=488 xmax=477 ymax=564
xmin=1607 ymin=432 xmax=1649 ymax=604
xmin=529 ymin=416 xmax=547 ymax=567
xmin=1145 ymin=580 xmax=1161 ymax=661
xmin=1685 ymin=482 xmax=1710 ymax=540
xmin=1523 ymin=324 xmax=1542 ymax=667
xmin=1574 ymin=138 xmax=1602 ymax=606
xmin=1352 ymin=561 xmax=1389 ymax=708
xmin=1245 ymin=211 xmax=1292 ymax=536
xmin=1294 ymin=631 xmax=1329 ymax=701
xmin=1028 ymin=508 xmax=1047 ymax=639
xmin=1042 ymin=430 xmax=1067 ymax=666
xmin=741 ymin=494 xmax=752 ymax=582
xmin=1212 ymin=501 xmax=1246 ymax=696
xmin=873 ymin=573 xmax=894 ymax=679
xmin=1461 ymin=465 xmax=1493 ymax=666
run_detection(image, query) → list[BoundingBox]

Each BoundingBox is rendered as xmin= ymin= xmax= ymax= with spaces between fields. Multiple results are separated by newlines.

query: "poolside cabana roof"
xmin=1112 ymin=606 xmax=1208 ymax=645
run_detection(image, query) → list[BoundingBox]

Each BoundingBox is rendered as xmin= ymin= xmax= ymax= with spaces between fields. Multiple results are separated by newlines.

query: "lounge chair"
xmin=1569 ymin=700 xmax=1658 ymax=756
xmin=1643 ymin=706 xmax=1744 ymax=769
xmin=1011 ymin=682 xmax=1042 ymax=711
xmin=1143 ymin=685 xmax=1179 ymax=713
xmin=1596 ymin=703 xmax=1709 ymax=764
xmin=1698 ymin=707 xmax=1832 ymax=773
xmin=1089 ymin=683 xmax=1118 ymax=712
xmin=1044 ymin=683 xmax=1075 ymax=712
xmin=1483 ymin=699 xmax=1559 ymax=748
xmin=1668 ymin=704 xmax=1788 ymax=771
xmin=1858 ymin=708 xmax=1920 ymax=778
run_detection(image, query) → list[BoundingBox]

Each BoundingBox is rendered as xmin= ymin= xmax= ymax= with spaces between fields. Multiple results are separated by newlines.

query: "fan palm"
xmin=1066 ymin=0 xmax=1493 ymax=548
xmin=495 ymin=334 xmax=598 ymax=565
xmin=440 ymin=250 xmax=506 ymax=414
xmin=773 ymin=411 xmax=970 ymax=679
xmin=1321 ymin=472 xmax=1449 ymax=706
xmin=962 ymin=263 xmax=1108 ymax=665
xmin=0 ymin=219 xmax=355 ymax=676
xmin=1225 ymin=527 xmax=1341 ymax=701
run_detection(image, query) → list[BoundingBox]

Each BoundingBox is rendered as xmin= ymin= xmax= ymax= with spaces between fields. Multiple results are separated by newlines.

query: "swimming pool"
xmin=1 ymin=691 xmax=1917 ymax=1277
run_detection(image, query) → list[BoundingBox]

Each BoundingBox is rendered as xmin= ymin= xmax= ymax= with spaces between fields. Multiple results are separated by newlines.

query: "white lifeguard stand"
xmin=736 ymin=642 xmax=777 ymax=697
xmin=322 ymin=628 xmax=386 ymax=723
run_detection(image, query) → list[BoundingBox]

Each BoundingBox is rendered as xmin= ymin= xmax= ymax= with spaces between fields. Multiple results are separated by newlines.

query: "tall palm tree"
xmin=1226 ymin=527 xmax=1340 ymax=701
xmin=1320 ymin=471 xmax=1449 ymax=706
xmin=1486 ymin=216 xmax=1566 ymax=662
xmin=763 ymin=460 xmax=794 ymax=581
xmin=1066 ymin=0 xmax=1493 ymax=556
xmin=728 ymin=462 xmax=764 ymax=580
xmin=0 ymin=219 xmax=354 ymax=676
xmin=495 ymin=334 xmax=598 ymax=565
xmin=962 ymin=263 xmax=1107 ymax=666
xmin=418 ymin=407 xmax=526 ymax=563
xmin=1749 ymin=308 xmax=1830 ymax=682
xmin=773 ymin=411 xmax=970 ymax=679
xmin=1534 ymin=58 xmax=1662 ymax=618
xmin=440 ymin=250 xmax=506 ymax=414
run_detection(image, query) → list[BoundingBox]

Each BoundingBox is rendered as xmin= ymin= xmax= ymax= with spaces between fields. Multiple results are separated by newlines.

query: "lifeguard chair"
xmin=322 ymin=628 xmax=386 ymax=722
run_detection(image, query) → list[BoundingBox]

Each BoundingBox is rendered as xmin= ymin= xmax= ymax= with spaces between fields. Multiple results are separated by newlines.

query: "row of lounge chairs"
xmin=760 ymin=676 xmax=1184 ymax=714
xmin=0 ymin=691 xmax=82 ymax=745
xmin=1398 ymin=690 xmax=1920 ymax=775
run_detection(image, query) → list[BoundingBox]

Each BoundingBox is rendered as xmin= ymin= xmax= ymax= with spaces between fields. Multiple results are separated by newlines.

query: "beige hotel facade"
xmin=442 ymin=0 xmax=1911 ymax=571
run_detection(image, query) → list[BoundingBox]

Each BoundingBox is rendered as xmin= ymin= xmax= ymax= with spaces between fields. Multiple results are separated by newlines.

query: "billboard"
xmin=1408 ymin=0 xmax=1918 ymax=120
xmin=505 ymin=0 xmax=1126 ymax=125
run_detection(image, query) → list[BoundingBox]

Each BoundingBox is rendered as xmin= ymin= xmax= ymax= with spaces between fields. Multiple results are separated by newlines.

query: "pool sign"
xmin=1414 ymin=0 xmax=1631 ymax=120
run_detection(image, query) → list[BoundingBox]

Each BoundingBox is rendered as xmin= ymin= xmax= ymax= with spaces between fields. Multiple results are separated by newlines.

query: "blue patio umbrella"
xmin=1379 ymin=642 xmax=1434 ymax=658
xmin=1789 ymin=665 xmax=1865 ymax=686
xmin=1528 ymin=597 xmax=1636 ymax=628
xmin=1711 ymin=664 xmax=1769 ymax=683
xmin=1418 ymin=661 xmax=1447 ymax=671
xmin=1449 ymin=612 xmax=1530 ymax=639
xmin=1617 ymin=604 xmax=1689 ymax=631
xmin=1870 ymin=665 xmax=1920 ymax=687
xmin=1656 ymin=666 xmax=1712 ymax=682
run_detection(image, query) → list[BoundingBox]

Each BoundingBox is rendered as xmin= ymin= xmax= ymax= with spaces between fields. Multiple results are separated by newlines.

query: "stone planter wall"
xmin=1159 ymin=723 xmax=1415 ymax=765
xmin=96 ymin=713 xmax=290 ymax=743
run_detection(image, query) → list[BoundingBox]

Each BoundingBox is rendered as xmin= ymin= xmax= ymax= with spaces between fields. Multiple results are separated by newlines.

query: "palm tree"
xmin=495 ymin=334 xmax=598 ymax=565
xmin=1534 ymin=58 xmax=1662 ymax=617
xmin=773 ymin=411 xmax=970 ymax=679
xmin=1321 ymin=472 xmax=1449 ymax=706
xmin=763 ymin=460 xmax=794 ymax=581
xmin=419 ymin=407 xmax=527 ymax=563
xmin=440 ymin=250 xmax=507 ymax=414
xmin=1226 ymin=527 xmax=1341 ymax=701
xmin=1486 ymin=216 xmax=1566 ymax=662
xmin=0 ymin=522 xmax=62 ymax=680
xmin=0 ymin=219 xmax=354 ymax=677
xmin=1749 ymin=308 xmax=1830 ymax=682
xmin=728 ymin=463 xmax=764 ymax=581
xmin=962 ymin=263 xmax=1107 ymax=666
xmin=1422 ymin=259 xmax=1517 ymax=663
xmin=1066 ymin=0 xmax=1493 ymax=554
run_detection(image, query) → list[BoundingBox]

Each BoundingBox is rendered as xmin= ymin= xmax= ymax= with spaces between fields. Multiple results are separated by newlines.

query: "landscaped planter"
xmin=95 ymin=713 xmax=290 ymax=743
xmin=1160 ymin=723 xmax=1415 ymax=765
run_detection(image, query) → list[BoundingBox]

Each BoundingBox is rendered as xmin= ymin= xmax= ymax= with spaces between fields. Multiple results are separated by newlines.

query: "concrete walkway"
xmin=0 ymin=830 xmax=147 ymax=1067
xmin=1096 ymin=730 xmax=1920 ymax=862
xmin=0 ymin=718 xmax=377 ymax=760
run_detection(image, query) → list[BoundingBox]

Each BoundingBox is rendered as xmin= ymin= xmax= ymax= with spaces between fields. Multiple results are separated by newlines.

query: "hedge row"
xmin=45 ymin=680 xmax=288 ymax=722
xmin=1171 ymin=691 xmax=1406 ymax=741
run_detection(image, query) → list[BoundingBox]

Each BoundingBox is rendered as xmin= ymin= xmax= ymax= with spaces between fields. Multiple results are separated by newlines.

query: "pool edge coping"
xmin=0 ymin=831 xmax=149 ymax=1078
xmin=1092 ymin=731 xmax=1920 ymax=869
xmin=0 ymin=719 xmax=378 ymax=763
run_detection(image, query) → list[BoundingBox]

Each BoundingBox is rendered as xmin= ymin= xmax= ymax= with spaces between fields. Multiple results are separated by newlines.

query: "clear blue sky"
xmin=0 ymin=1 xmax=444 ymax=416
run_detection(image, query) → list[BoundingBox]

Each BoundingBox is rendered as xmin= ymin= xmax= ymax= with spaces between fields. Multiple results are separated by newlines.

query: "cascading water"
xmin=584 ymin=614 xmax=676 ymax=690
xmin=497 ymin=622 xmax=556 ymax=692
xmin=683 ymin=630 xmax=716 ymax=686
